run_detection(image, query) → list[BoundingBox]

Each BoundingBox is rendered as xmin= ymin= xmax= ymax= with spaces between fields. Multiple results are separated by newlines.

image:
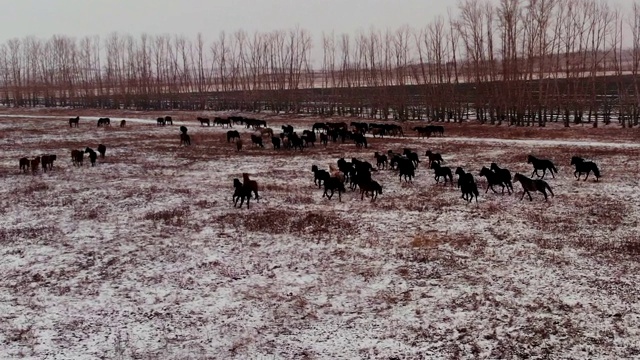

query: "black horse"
xmin=312 ymin=165 xmax=330 ymax=188
xmin=226 ymin=130 xmax=240 ymax=143
xmin=85 ymin=147 xmax=98 ymax=167
xmin=527 ymin=155 xmax=558 ymax=179
xmin=233 ymin=178 xmax=252 ymax=208
xmin=490 ymin=163 xmax=513 ymax=193
xmin=570 ymin=156 xmax=601 ymax=181
xmin=430 ymin=162 xmax=453 ymax=185
xmin=513 ymin=173 xmax=554 ymax=201
xmin=479 ymin=167 xmax=510 ymax=194
xmin=323 ymin=177 xmax=346 ymax=201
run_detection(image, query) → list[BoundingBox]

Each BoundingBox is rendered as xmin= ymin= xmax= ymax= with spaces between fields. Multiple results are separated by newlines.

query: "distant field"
xmin=1 ymin=109 xmax=639 ymax=359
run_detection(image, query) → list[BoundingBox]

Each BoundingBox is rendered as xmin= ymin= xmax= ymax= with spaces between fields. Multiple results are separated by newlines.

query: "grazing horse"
xmin=69 ymin=116 xmax=79 ymax=128
xmin=233 ymin=178 xmax=252 ymax=208
xmin=513 ymin=173 xmax=554 ymax=201
xmin=120 ymin=119 xmax=126 ymax=127
xmin=30 ymin=156 xmax=41 ymax=174
xmin=97 ymin=144 xmax=106 ymax=158
xmin=490 ymin=163 xmax=514 ymax=193
xmin=527 ymin=155 xmax=557 ymax=179
xmin=19 ymin=157 xmax=29 ymax=173
xmin=97 ymin=118 xmax=111 ymax=127
xmin=71 ymin=149 xmax=84 ymax=166
xmin=374 ymin=152 xmax=388 ymax=169
xmin=571 ymin=156 xmax=601 ymax=181
xmin=430 ymin=162 xmax=453 ymax=185
xmin=226 ymin=130 xmax=240 ymax=143
xmin=156 ymin=117 xmax=166 ymax=126
xmin=479 ymin=167 xmax=510 ymax=194
xmin=312 ymin=165 xmax=331 ymax=188
xmin=425 ymin=150 xmax=444 ymax=165
xmin=271 ymin=137 xmax=281 ymax=149
xmin=197 ymin=117 xmax=211 ymax=126
xmin=180 ymin=133 xmax=191 ymax=146
xmin=319 ymin=133 xmax=328 ymax=146
xmin=358 ymin=179 xmax=382 ymax=201
xmin=85 ymin=147 xmax=98 ymax=167
xmin=323 ymin=177 xmax=346 ymax=201
xmin=242 ymin=173 xmax=259 ymax=201
xmin=164 ymin=116 xmax=173 ymax=125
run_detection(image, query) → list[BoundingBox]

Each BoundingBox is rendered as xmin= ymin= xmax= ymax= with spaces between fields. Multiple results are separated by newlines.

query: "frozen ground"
xmin=1 ymin=109 xmax=640 ymax=359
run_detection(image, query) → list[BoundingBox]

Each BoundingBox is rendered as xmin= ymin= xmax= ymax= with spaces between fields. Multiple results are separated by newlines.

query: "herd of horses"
xmin=19 ymin=114 xmax=606 ymax=207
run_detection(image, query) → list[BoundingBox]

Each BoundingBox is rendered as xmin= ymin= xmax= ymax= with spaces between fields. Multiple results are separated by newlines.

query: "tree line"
xmin=2 ymin=0 xmax=640 ymax=127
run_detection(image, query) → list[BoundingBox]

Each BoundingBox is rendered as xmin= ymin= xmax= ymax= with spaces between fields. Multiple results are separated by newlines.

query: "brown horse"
xmin=425 ymin=150 xmax=444 ymax=165
xmin=71 ymin=149 xmax=84 ymax=166
xmin=41 ymin=154 xmax=56 ymax=172
xmin=242 ymin=173 xmax=259 ymax=201
xmin=235 ymin=138 xmax=243 ymax=151
xmin=513 ymin=173 xmax=554 ymax=201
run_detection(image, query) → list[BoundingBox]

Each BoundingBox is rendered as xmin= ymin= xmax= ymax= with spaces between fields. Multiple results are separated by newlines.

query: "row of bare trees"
xmin=2 ymin=0 xmax=640 ymax=127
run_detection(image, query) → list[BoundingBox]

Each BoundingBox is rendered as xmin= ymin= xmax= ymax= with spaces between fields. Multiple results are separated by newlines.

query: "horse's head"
xmin=425 ymin=150 xmax=432 ymax=156
xmin=513 ymin=173 xmax=523 ymax=183
xmin=233 ymin=178 xmax=242 ymax=188
xmin=455 ymin=167 xmax=464 ymax=175
xmin=570 ymin=156 xmax=583 ymax=165
xmin=490 ymin=162 xmax=499 ymax=170
xmin=312 ymin=165 xmax=318 ymax=173
xmin=430 ymin=161 xmax=439 ymax=169
xmin=527 ymin=155 xmax=534 ymax=163
xmin=480 ymin=167 xmax=490 ymax=176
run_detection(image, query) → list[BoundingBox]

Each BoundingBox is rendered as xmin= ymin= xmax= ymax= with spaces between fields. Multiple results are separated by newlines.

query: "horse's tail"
xmin=545 ymin=182 xmax=554 ymax=197
xmin=592 ymin=164 xmax=601 ymax=178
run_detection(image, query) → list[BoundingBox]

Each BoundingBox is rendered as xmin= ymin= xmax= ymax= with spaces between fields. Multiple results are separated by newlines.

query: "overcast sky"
xmin=0 ymin=0 xmax=633 ymax=63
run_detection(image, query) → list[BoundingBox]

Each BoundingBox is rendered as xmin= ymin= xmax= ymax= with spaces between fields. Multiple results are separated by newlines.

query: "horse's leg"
xmin=520 ymin=190 xmax=526 ymax=201
xmin=584 ymin=172 xmax=589 ymax=181
xmin=527 ymin=190 xmax=533 ymax=201
xmin=540 ymin=169 xmax=546 ymax=179
xmin=531 ymin=169 xmax=537 ymax=178
xmin=542 ymin=189 xmax=548 ymax=201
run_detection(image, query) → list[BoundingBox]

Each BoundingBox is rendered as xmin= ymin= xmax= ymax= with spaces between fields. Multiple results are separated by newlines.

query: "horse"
xmin=164 ymin=116 xmax=173 ymax=125
xmin=227 ymin=130 xmax=240 ymax=143
xmin=180 ymin=133 xmax=191 ymax=146
xmin=250 ymin=134 xmax=264 ymax=148
xmin=455 ymin=167 xmax=477 ymax=202
xmin=374 ymin=152 xmax=388 ymax=169
xmin=235 ymin=139 xmax=243 ymax=151
xmin=490 ymin=163 xmax=513 ymax=193
xmin=319 ymin=133 xmax=328 ymax=146
xmin=430 ymin=162 xmax=453 ymax=185
xmin=242 ymin=173 xmax=259 ymax=201
xmin=69 ymin=116 xmax=79 ymax=128
xmin=328 ymin=164 xmax=346 ymax=183
xmin=71 ymin=149 xmax=84 ymax=166
xmin=403 ymin=149 xmax=420 ymax=168
xmin=85 ymin=147 xmax=98 ymax=167
xmin=156 ymin=117 xmax=166 ymax=126
xmin=323 ymin=176 xmax=346 ymax=201
xmin=353 ymin=133 xmax=368 ymax=148
xmin=120 ymin=119 xmax=126 ymax=127
xmin=425 ymin=150 xmax=444 ymax=165
xmin=233 ymin=178 xmax=252 ymax=208
xmin=97 ymin=144 xmax=106 ymax=158
xmin=513 ymin=173 xmax=554 ymax=201
xmin=197 ymin=117 xmax=211 ymax=126
xmin=358 ymin=179 xmax=382 ymax=201
xmin=19 ymin=157 xmax=29 ymax=173
xmin=259 ymin=128 xmax=274 ymax=138
xmin=271 ymin=137 xmax=281 ymax=149
xmin=97 ymin=118 xmax=110 ymax=127
xmin=570 ymin=156 xmax=601 ymax=181
xmin=41 ymin=154 xmax=56 ymax=172
xmin=391 ymin=156 xmax=415 ymax=183
xmin=281 ymin=125 xmax=294 ymax=135
xmin=30 ymin=156 xmax=41 ymax=174
xmin=312 ymin=165 xmax=331 ymax=188
xmin=479 ymin=166 xmax=510 ymax=194
xmin=180 ymin=126 xmax=188 ymax=135
xmin=527 ymin=155 xmax=558 ymax=179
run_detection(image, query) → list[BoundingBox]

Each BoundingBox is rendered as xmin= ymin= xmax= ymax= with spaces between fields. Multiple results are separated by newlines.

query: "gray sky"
xmin=0 ymin=0 xmax=455 ymax=42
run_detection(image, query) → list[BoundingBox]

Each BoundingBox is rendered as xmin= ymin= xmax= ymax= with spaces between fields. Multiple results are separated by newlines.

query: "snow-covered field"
xmin=1 ymin=110 xmax=640 ymax=359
